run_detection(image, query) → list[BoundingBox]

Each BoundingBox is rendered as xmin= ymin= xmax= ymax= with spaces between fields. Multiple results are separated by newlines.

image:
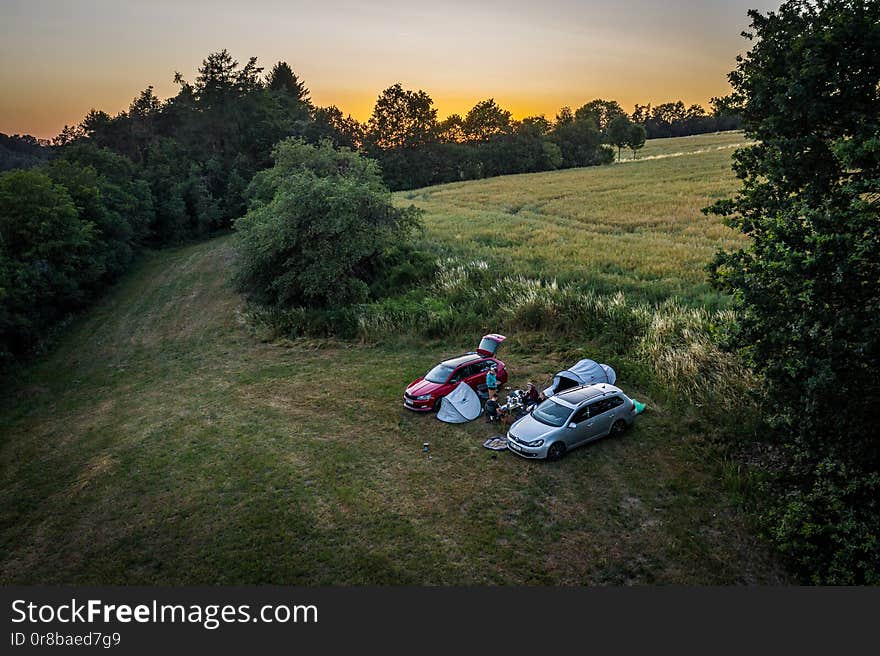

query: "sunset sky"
xmin=1 ymin=0 xmax=778 ymax=139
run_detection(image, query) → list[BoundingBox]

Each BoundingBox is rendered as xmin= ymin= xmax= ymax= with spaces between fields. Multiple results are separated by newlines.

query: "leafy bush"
xmin=0 ymin=170 xmax=95 ymax=361
xmin=233 ymin=139 xmax=422 ymax=308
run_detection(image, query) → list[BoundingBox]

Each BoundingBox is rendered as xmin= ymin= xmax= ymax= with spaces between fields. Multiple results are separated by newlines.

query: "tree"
xmin=549 ymin=115 xmax=611 ymax=168
xmin=519 ymin=115 xmax=552 ymax=136
xmin=607 ymin=115 xmax=634 ymax=162
xmin=365 ymin=84 xmax=438 ymax=150
xmin=462 ymin=99 xmax=513 ymax=142
xmin=0 ymin=170 xmax=95 ymax=359
xmin=710 ymin=94 xmax=743 ymax=131
xmin=267 ymin=61 xmax=310 ymax=103
xmin=575 ymin=99 xmax=627 ymax=134
xmin=234 ymin=139 xmax=421 ymax=308
xmin=626 ymin=123 xmax=647 ymax=160
xmin=266 ymin=61 xmax=311 ymax=125
xmin=437 ymin=114 xmax=466 ymax=143
xmin=306 ymin=105 xmax=363 ymax=149
xmin=554 ymin=106 xmax=574 ymax=127
xmin=705 ymin=0 xmax=880 ymax=583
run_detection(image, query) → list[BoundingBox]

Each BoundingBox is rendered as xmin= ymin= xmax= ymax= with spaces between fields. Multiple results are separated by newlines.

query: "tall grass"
xmin=246 ymin=257 xmax=755 ymax=413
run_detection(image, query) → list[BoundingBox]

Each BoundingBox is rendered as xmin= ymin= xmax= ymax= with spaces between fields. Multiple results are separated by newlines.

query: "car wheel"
xmin=433 ymin=398 xmax=442 ymax=412
xmin=546 ymin=442 xmax=566 ymax=461
xmin=610 ymin=420 xmax=628 ymax=437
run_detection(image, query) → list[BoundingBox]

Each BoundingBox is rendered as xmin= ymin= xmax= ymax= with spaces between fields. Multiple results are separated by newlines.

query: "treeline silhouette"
xmin=0 ymin=50 xmax=740 ymax=364
xmin=0 ymin=133 xmax=51 ymax=172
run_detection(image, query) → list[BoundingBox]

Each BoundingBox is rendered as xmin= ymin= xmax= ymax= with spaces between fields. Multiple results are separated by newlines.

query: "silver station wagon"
xmin=506 ymin=384 xmax=638 ymax=460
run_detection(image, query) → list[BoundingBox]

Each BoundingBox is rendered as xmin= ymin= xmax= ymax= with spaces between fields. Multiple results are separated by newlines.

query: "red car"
xmin=403 ymin=334 xmax=508 ymax=411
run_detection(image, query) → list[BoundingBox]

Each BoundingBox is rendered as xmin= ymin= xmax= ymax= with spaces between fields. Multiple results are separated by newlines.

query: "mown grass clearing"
xmin=0 ymin=135 xmax=785 ymax=584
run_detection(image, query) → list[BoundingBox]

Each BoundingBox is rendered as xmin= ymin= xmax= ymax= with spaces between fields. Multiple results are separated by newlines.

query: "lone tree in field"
xmin=626 ymin=123 xmax=647 ymax=160
xmin=705 ymin=0 xmax=880 ymax=584
xmin=607 ymin=115 xmax=634 ymax=162
xmin=233 ymin=139 xmax=421 ymax=308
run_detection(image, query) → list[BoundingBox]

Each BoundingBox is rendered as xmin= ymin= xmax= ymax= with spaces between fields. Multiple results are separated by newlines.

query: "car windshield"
xmin=424 ymin=364 xmax=455 ymax=384
xmin=531 ymin=399 xmax=572 ymax=427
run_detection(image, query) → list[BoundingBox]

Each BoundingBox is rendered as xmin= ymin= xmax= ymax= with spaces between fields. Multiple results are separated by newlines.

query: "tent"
xmin=544 ymin=359 xmax=616 ymax=397
xmin=437 ymin=383 xmax=483 ymax=423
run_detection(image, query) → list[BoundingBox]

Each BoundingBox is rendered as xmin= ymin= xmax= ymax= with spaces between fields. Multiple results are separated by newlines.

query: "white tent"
xmin=544 ymin=359 xmax=616 ymax=397
xmin=437 ymin=383 xmax=483 ymax=423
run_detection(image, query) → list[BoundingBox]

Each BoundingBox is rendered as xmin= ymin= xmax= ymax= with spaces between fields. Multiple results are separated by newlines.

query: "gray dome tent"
xmin=544 ymin=359 xmax=616 ymax=397
xmin=437 ymin=382 xmax=483 ymax=423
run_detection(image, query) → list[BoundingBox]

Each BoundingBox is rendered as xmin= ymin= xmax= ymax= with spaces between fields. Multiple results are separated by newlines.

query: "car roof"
xmin=441 ymin=353 xmax=485 ymax=368
xmin=555 ymin=383 xmax=624 ymax=407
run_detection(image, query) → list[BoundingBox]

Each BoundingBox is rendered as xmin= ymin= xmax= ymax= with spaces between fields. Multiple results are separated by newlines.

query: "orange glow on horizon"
xmin=0 ymin=0 xmax=778 ymax=140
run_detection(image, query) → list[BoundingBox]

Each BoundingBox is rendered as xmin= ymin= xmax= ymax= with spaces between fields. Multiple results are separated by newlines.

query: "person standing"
xmin=485 ymin=365 xmax=498 ymax=395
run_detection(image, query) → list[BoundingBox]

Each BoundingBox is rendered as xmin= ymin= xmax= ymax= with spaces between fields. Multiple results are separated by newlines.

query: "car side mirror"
xmin=568 ymin=422 xmax=577 ymax=429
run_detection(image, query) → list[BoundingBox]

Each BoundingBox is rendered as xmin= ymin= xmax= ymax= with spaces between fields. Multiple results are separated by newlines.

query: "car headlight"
xmin=525 ymin=439 xmax=544 ymax=448
xmin=415 ymin=394 xmax=433 ymax=401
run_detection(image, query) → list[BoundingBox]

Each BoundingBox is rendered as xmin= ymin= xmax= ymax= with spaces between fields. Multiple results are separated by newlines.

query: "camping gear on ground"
xmin=500 ymin=389 xmax=528 ymax=420
xmin=544 ymin=359 xmax=616 ymax=397
xmin=437 ymin=382 xmax=483 ymax=423
xmin=423 ymin=442 xmax=430 ymax=452
xmin=633 ymin=399 xmax=646 ymax=414
xmin=483 ymin=436 xmax=509 ymax=451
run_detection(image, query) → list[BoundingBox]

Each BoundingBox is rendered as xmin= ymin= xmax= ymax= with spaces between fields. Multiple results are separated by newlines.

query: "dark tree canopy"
xmin=706 ymin=0 xmax=880 ymax=584
xmin=575 ymin=99 xmax=627 ymax=133
xmin=607 ymin=114 xmax=634 ymax=161
xmin=267 ymin=61 xmax=310 ymax=103
xmin=462 ymin=99 xmax=513 ymax=142
xmin=365 ymin=84 xmax=438 ymax=150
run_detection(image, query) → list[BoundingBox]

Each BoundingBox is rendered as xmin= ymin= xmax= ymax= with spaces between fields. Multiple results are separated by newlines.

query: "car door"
xmin=589 ymin=397 xmax=620 ymax=439
xmin=471 ymin=360 xmax=493 ymax=389
xmin=461 ymin=364 xmax=483 ymax=390
xmin=565 ymin=405 xmax=594 ymax=447
xmin=448 ymin=364 xmax=468 ymax=386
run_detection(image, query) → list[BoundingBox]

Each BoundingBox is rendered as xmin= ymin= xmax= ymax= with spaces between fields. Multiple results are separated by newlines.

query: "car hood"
xmin=509 ymin=414 xmax=561 ymax=441
xmin=406 ymin=378 xmax=445 ymax=396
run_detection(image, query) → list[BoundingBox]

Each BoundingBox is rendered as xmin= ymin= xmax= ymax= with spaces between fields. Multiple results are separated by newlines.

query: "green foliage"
xmin=0 ymin=133 xmax=50 ymax=172
xmin=607 ymin=115 xmax=635 ymax=162
xmin=462 ymin=99 xmax=513 ymax=141
xmin=627 ymin=124 xmax=647 ymax=159
xmin=46 ymin=143 xmax=154 ymax=280
xmin=0 ymin=171 xmax=95 ymax=361
xmin=234 ymin=140 xmax=422 ymax=308
xmin=365 ymin=83 xmax=438 ymax=150
xmin=575 ymin=99 xmax=627 ymax=133
xmin=632 ymin=101 xmax=731 ymax=138
xmin=549 ymin=116 xmax=611 ymax=168
xmin=706 ymin=0 xmax=880 ymax=583
xmin=364 ymin=87 xmax=618 ymax=190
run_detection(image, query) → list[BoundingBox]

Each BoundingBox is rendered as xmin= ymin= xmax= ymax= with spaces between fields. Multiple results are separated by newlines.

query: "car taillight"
xmin=630 ymin=400 xmax=636 ymax=413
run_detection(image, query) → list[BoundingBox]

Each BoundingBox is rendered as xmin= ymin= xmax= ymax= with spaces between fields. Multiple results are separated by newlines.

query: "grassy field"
xmin=398 ymin=131 xmax=749 ymax=306
xmin=0 ymin=132 xmax=785 ymax=584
